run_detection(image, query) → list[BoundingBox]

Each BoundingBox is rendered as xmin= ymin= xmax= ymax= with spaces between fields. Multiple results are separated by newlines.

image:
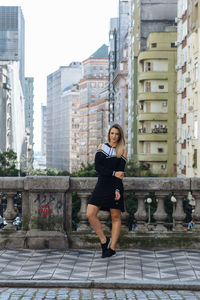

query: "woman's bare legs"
xmin=86 ymin=204 xmax=106 ymax=244
xmin=110 ymin=209 xmax=121 ymax=250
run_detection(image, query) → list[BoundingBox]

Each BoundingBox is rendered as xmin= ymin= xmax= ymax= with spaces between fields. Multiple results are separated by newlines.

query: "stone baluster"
xmin=172 ymin=194 xmax=186 ymax=232
xmin=153 ymin=192 xmax=168 ymax=232
xmin=134 ymin=193 xmax=148 ymax=232
xmin=3 ymin=192 xmax=17 ymax=230
xmin=121 ymin=191 xmax=130 ymax=233
xmin=77 ymin=192 xmax=91 ymax=232
xmin=191 ymin=192 xmax=200 ymax=231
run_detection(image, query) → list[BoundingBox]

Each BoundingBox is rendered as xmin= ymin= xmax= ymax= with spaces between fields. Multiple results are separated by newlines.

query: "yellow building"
xmin=138 ymin=29 xmax=177 ymax=176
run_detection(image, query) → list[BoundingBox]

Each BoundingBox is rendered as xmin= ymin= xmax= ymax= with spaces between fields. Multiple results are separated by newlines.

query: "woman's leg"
xmin=86 ymin=204 xmax=106 ymax=243
xmin=110 ymin=209 xmax=121 ymax=250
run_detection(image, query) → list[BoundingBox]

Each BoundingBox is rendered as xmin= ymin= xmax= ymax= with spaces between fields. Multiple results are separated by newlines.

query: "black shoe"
xmin=102 ymin=247 xmax=116 ymax=258
xmin=101 ymin=237 xmax=111 ymax=258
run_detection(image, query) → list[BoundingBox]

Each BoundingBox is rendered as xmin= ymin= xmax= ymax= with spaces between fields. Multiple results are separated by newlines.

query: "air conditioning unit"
xmin=161 ymin=164 xmax=166 ymax=169
xmin=175 ymin=41 xmax=182 ymax=47
xmin=175 ymin=17 xmax=182 ymax=23
xmin=162 ymin=101 xmax=167 ymax=107
xmin=175 ymin=64 xmax=181 ymax=71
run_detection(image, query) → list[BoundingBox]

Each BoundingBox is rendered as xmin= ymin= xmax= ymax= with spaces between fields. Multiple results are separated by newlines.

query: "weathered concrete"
xmin=0 ymin=176 xmax=198 ymax=249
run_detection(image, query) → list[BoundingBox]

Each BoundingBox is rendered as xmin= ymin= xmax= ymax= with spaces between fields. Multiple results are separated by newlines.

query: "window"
xmin=171 ymin=43 xmax=176 ymax=48
xmin=145 ymin=81 xmax=151 ymax=92
xmin=151 ymin=43 xmax=157 ymax=48
xmin=145 ymin=62 xmax=152 ymax=72
xmin=158 ymin=85 xmax=164 ymax=89
xmin=158 ymin=148 xmax=164 ymax=153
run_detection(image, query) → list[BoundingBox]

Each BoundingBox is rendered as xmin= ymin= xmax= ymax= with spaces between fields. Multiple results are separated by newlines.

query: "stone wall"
xmin=0 ymin=176 xmax=200 ymax=249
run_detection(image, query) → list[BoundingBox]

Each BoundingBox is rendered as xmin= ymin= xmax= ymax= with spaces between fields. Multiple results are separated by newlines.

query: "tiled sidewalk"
xmin=0 ymin=249 xmax=199 ymax=283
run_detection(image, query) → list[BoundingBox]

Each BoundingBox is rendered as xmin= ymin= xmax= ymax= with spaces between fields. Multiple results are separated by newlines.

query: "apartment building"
xmin=138 ymin=30 xmax=177 ymax=176
xmin=129 ymin=0 xmax=177 ymax=162
xmin=46 ymin=62 xmax=82 ymax=170
xmin=79 ymin=44 xmax=109 ymax=166
xmin=177 ymin=0 xmax=200 ymax=177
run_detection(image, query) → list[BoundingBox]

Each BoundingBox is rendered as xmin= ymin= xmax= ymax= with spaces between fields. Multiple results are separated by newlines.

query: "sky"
xmin=0 ymin=0 xmax=119 ymax=151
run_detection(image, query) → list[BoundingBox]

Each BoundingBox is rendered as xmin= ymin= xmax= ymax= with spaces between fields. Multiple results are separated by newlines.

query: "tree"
xmin=0 ymin=150 xmax=19 ymax=177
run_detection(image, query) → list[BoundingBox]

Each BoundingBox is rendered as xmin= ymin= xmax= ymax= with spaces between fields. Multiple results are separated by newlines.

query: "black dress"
xmin=88 ymin=143 xmax=127 ymax=212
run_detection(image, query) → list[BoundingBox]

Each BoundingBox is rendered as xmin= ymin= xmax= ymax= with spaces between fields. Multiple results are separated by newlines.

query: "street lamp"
xmin=146 ymin=197 xmax=152 ymax=224
xmin=171 ymin=195 xmax=177 ymax=228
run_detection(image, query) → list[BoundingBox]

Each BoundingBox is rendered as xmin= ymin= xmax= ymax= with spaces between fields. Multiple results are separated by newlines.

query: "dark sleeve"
xmin=115 ymin=156 xmax=127 ymax=192
xmin=95 ymin=151 xmax=115 ymax=177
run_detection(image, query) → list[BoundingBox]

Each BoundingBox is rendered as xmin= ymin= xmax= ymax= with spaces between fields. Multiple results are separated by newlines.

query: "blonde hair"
xmin=108 ymin=124 xmax=126 ymax=158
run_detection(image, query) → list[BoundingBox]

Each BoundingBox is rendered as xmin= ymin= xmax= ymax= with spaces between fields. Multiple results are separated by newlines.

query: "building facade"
xmin=129 ymin=0 xmax=177 ymax=164
xmin=41 ymin=104 xmax=47 ymax=165
xmin=79 ymin=44 xmax=109 ymax=166
xmin=176 ymin=0 xmax=200 ymax=177
xmin=46 ymin=62 xmax=82 ymax=170
xmin=138 ymin=30 xmax=177 ymax=176
xmin=0 ymin=61 xmax=26 ymax=164
xmin=0 ymin=6 xmax=25 ymax=92
xmin=24 ymin=77 xmax=34 ymax=167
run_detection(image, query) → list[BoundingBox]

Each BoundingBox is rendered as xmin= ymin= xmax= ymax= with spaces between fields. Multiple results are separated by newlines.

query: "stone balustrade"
xmin=0 ymin=176 xmax=200 ymax=249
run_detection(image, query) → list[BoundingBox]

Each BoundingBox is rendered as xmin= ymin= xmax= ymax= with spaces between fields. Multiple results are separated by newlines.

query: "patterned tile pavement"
xmin=0 ymin=248 xmax=199 ymax=282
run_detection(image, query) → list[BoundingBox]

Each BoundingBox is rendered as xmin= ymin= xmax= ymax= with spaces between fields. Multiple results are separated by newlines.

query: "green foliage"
xmin=71 ymin=163 xmax=97 ymax=177
xmin=0 ymin=150 xmax=19 ymax=177
xmin=125 ymin=160 xmax=158 ymax=177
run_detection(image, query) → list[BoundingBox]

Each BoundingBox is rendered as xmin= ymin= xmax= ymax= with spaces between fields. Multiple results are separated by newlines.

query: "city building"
xmin=176 ymin=0 xmax=200 ymax=177
xmin=41 ymin=104 xmax=47 ymax=168
xmin=0 ymin=61 xmax=26 ymax=164
xmin=138 ymin=29 xmax=177 ymax=176
xmin=0 ymin=6 xmax=25 ymax=92
xmin=46 ymin=62 xmax=82 ymax=170
xmin=129 ymin=0 xmax=177 ymax=163
xmin=108 ymin=0 xmax=129 ymax=132
xmin=79 ymin=44 xmax=109 ymax=166
xmin=24 ymin=77 xmax=34 ymax=167
xmin=61 ymin=84 xmax=80 ymax=173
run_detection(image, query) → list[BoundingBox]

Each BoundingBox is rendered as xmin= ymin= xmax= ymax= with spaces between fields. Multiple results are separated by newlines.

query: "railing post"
xmin=121 ymin=191 xmax=130 ymax=233
xmin=134 ymin=192 xmax=148 ymax=232
xmin=3 ymin=192 xmax=17 ymax=230
xmin=77 ymin=192 xmax=91 ymax=232
xmin=153 ymin=192 xmax=168 ymax=232
xmin=191 ymin=192 xmax=200 ymax=231
xmin=172 ymin=194 xmax=186 ymax=232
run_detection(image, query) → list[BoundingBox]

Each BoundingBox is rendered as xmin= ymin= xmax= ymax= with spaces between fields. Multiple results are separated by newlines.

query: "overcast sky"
xmin=0 ymin=0 xmax=118 ymax=151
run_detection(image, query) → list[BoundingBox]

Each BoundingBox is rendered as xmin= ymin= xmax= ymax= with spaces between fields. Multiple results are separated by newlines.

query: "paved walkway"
xmin=1 ymin=288 xmax=200 ymax=300
xmin=0 ymin=248 xmax=199 ymax=291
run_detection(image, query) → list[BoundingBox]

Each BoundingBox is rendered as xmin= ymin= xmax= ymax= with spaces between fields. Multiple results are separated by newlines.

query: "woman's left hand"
xmin=115 ymin=190 xmax=120 ymax=201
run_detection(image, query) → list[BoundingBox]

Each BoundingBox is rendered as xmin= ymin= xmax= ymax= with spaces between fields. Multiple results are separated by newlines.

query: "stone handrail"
xmin=0 ymin=176 xmax=199 ymax=249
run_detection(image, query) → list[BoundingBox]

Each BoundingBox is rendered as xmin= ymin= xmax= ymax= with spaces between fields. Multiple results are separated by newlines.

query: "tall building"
xmin=0 ymin=6 xmax=25 ymax=92
xmin=129 ymin=0 xmax=177 ymax=163
xmin=41 ymin=104 xmax=47 ymax=158
xmin=0 ymin=61 xmax=26 ymax=163
xmin=24 ymin=77 xmax=34 ymax=167
xmin=78 ymin=44 xmax=109 ymax=166
xmin=138 ymin=29 xmax=177 ymax=176
xmin=176 ymin=0 xmax=200 ymax=177
xmin=46 ymin=62 xmax=82 ymax=169
xmin=108 ymin=0 xmax=129 ymax=127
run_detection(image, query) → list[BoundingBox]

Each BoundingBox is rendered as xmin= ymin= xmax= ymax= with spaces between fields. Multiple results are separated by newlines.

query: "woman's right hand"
xmin=115 ymin=171 xmax=124 ymax=179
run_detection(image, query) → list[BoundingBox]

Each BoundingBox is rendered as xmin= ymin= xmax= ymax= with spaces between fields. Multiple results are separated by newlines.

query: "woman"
xmin=86 ymin=124 xmax=127 ymax=258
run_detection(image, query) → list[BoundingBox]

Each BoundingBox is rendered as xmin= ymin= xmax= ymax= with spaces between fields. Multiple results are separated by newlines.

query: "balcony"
xmin=138 ymin=113 xmax=168 ymax=121
xmin=0 ymin=176 xmax=200 ymax=250
xmin=138 ymin=133 xmax=168 ymax=141
xmin=138 ymin=92 xmax=168 ymax=101
xmin=137 ymin=154 xmax=168 ymax=162
xmin=138 ymin=72 xmax=168 ymax=81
